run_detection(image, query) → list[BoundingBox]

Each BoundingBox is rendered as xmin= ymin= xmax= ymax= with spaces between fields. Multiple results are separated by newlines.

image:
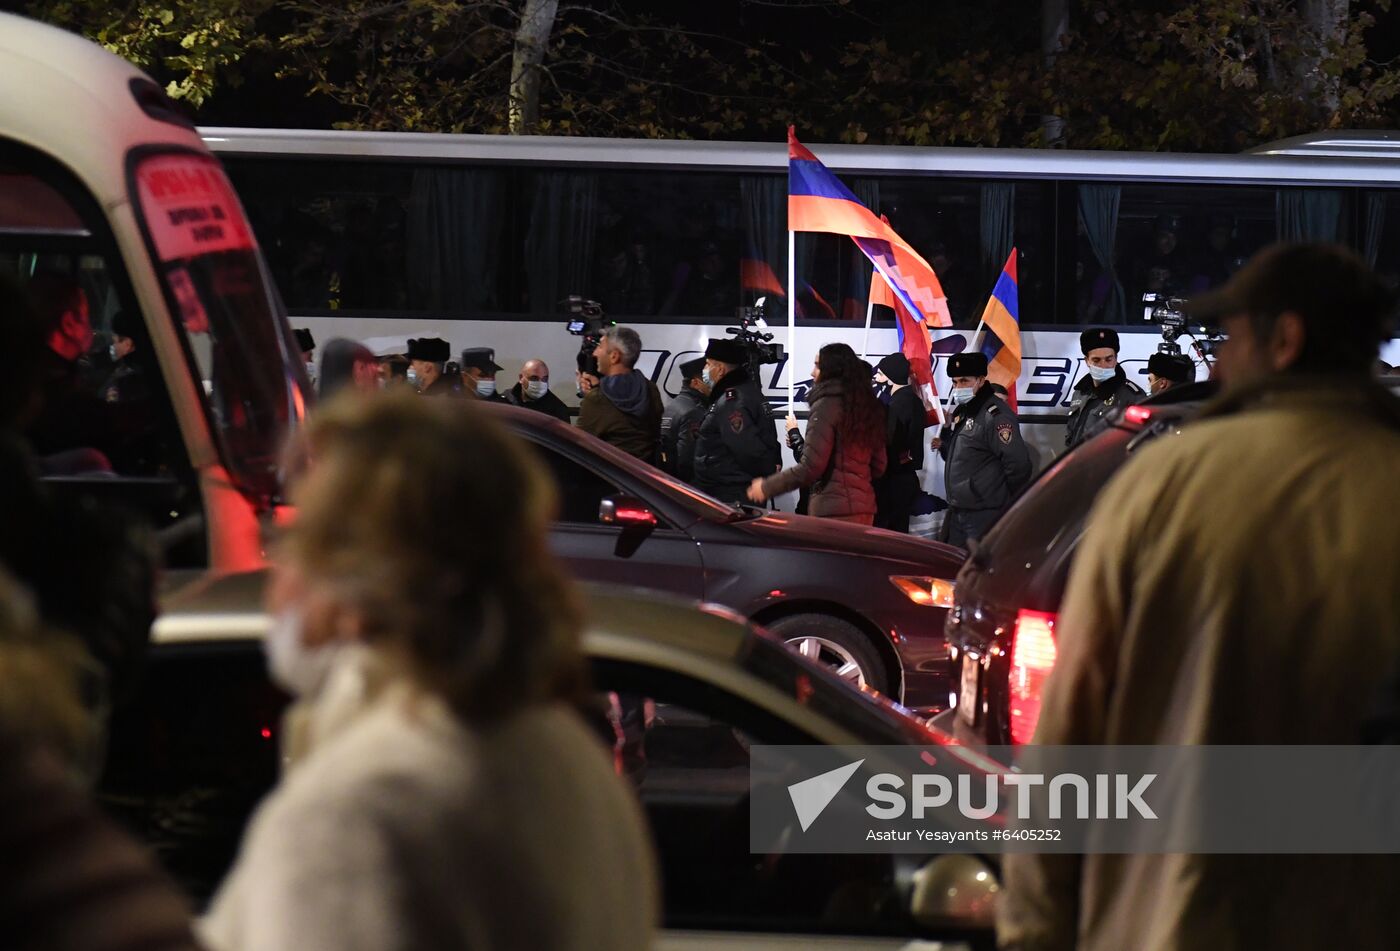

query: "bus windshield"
xmin=131 ymin=151 xmax=309 ymax=508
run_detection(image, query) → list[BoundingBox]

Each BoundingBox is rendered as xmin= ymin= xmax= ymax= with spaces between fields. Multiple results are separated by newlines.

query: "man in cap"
xmin=99 ymin=310 xmax=151 ymax=405
xmin=1139 ymin=351 xmax=1196 ymax=396
xmin=579 ymin=326 xmax=663 ymax=462
xmin=689 ymin=338 xmax=780 ymax=504
xmin=295 ymin=329 xmax=316 ymax=386
xmin=659 ymin=356 xmax=710 ymax=480
xmin=933 ymin=351 xmax=1031 ymax=547
xmin=999 ymin=243 xmax=1400 ymax=951
xmin=506 ymin=358 xmax=569 ymax=422
xmin=459 ymin=347 xmax=507 ymax=403
xmin=1064 ymin=327 xmax=1143 ymax=448
xmin=405 ymin=338 xmax=456 ymax=397
xmin=872 ymin=352 xmax=926 ymax=533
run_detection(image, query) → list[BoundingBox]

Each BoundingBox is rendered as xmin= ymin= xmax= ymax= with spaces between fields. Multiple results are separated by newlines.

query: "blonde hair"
xmin=283 ymin=392 xmax=586 ymax=723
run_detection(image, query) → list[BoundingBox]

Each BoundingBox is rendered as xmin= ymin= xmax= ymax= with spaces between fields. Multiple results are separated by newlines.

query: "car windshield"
xmin=131 ymin=150 xmax=309 ymax=508
xmin=738 ymin=631 xmax=940 ymax=745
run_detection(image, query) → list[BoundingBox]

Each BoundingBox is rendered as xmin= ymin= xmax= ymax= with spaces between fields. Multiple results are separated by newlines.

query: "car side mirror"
xmin=598 ymin=496 xmax=658 ymax=529
xmin=908 ymin=853 xmax=999 ymax=931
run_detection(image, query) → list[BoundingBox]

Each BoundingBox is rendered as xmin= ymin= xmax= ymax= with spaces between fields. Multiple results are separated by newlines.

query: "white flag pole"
xmin=924 ymin=382 xmax=946 ymax=426
xmin=860 ymin=296 xmax=876 ymax=361
xmin=787 ymin=229 xmax=797 ymax=412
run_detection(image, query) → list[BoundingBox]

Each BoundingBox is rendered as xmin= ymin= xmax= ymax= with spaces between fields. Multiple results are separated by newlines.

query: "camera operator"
xmin=689 ymin=338 xmax=780 ymax=505
xmin=1065 ymin=327 xmax=1143 ymax=448
xmin=660 ymin=357 xmax=709 ymax=479
xmin=1139 ymin=351 xmax=1195 ymax=396
xmin=579 ymin=326 xmax=663 ymax=463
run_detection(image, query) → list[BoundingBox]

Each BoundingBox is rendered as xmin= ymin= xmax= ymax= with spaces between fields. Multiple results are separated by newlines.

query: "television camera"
xmin=728 ymin=298 xmax=786 ymax=382
xmin=1142 ymin=292 xmax=1223 ymax=365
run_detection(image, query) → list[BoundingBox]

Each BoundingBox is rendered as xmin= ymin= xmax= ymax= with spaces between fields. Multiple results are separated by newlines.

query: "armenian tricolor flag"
xmin=787 ymin=128 xmax=951 ymax=328
xmin=977 ymin=249 xmax=1022 ymax=409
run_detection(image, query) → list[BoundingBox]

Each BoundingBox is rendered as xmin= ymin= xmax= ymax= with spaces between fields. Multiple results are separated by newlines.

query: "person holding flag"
xmin=933 ymin=351 xmax=1032 ymax=547
xmin=872 ymin=352 xmax=925 ymax=533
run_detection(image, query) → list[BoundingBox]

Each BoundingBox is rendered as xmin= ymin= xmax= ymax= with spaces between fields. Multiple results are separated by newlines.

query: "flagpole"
xmin=787 ymin=229 xmax=797 ymax=412
xmin=860 ymin=297 xmax=875 ymax=360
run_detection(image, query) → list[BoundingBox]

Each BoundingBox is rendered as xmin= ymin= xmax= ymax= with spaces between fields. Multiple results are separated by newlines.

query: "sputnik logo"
xmin=787 ymin=759 xmax=864 ymax=832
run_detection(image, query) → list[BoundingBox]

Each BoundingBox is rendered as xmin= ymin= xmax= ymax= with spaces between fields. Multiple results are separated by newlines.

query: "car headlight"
xmin=890 ymin=576 xmax=956 ymax=609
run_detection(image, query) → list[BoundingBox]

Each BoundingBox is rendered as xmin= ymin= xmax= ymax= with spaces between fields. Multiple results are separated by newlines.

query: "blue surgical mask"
xmin=476 ymin=379 xmax=496 ymax=398
xmin=950 ymin=386 xmax=975 ymax=406
xmin=702 ymin=367 xmax=714 ymax=387
xmin=525 ymin=379 xmax=548 ymax=400
xmin=406 ymin=367 xmax=419 ymax=387
xmin=1087 ymin=364 xmax=1117 ymax=384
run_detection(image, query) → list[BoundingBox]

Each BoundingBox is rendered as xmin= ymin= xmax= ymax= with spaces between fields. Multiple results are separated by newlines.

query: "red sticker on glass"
xmin=134 ymin=153 xmax=257 ymax=262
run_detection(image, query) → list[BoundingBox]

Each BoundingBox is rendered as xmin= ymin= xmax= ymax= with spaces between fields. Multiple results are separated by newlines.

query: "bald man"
xmin=505 ymin=358 xmax=570 ymax=422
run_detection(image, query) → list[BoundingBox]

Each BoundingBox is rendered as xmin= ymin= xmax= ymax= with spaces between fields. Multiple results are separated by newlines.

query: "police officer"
xmin=1138 ymin=351 xmax=1195 ymax=396
xmin=688 ymin=339 xmax=780 ymax=504
xmin=406 ymin=337 xmax=458 ymax=397
xmin=660 ymin=356 xmax=709 ymax=479
xmin=1065 ymin=327 xmax=1143 ymax=448
xmin=459 ymin=347 xmax=508 ymax=403
xmin=935 ymin=351 xmax=1031 ymax=547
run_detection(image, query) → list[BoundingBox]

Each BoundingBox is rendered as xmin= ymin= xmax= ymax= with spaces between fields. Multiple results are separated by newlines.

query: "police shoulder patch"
xmin=728 ymin=409 xmax=745 ymax=433
xmin=997 ymin=421 xmax=1014 ymax=445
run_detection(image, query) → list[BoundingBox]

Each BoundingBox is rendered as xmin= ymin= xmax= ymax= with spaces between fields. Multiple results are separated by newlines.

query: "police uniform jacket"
xmin=420 ymin=375 xmax=461 ymax=398
xmin=659 ymin=387 xmax=707 ymax=480
xmin=1064 ymin=366 xmax=1143 ymax=448
xmin=938 ymin=383 xmax=1031 ymax=512
xmin=688 ymin=367 xmax=780 ymax=502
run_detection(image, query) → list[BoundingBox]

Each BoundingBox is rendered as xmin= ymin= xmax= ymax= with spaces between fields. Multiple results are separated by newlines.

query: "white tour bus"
xmin=202 ymin=126 xmax=1400 ymax=472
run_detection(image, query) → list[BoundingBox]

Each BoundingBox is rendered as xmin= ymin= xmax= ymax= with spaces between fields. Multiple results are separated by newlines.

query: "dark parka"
xmin=659 ymin=386 xmax=707 ymax=480
xmin=688 ymin=367 xmax=781 ymax=503
xmin=505 ymin=382 xmax=571 ymax=422
xmin=761 ymin=380 xmax=887 ymax=519
xmin=938 ymin=383 xmax=1032 ymax=514
xmin=1064 ymin=366 xmax=1144 ymax=448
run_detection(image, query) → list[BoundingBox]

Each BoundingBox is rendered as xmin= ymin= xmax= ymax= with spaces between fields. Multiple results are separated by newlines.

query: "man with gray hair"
xmin=579 ymin=326 xmax=663 ymax=462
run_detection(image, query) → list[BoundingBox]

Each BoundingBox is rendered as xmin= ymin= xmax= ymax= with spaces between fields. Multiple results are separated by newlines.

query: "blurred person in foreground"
xmin=0 ymin=568 xmax=201 ymax=951
xmin=999 ymin=243 xmax=1400 ymax=951
xmin=580 ymin=326 xmax=663 ymax=462
xmin=318 ymin=338 xmax=380 ymax=400
xmin=507 ymin=358 xmax=570 ymax=422
xmin=747 ymin=343 xmax=886 ymax=524
xmin=202 ymin=393 xmax=657 ymax=951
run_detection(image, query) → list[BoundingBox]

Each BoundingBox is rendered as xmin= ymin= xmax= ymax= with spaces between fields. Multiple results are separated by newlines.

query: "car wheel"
xmin=766 ymin=613 xmax=888 ymax=693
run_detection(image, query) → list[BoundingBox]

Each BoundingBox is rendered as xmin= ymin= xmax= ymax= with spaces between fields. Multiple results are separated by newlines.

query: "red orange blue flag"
xmin=977 ymin=249 xmax=1021 ymax=410
xmin=869 ymin=220 xmax=934 ymax=391
xmin=787 ymin=127 xmax=951 ymax=328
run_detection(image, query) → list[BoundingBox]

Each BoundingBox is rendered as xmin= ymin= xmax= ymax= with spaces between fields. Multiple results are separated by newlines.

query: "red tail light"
xmin=1123 ymin=404 xmax=1153 ymax=425
xmin=1009 ymin=609 xmax=1057 ymax=744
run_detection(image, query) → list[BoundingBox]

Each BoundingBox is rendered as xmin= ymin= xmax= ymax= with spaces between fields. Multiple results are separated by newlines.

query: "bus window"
xmin=1075 ymin=183 xmax=1280 ymax=325
xmin=1362 ymin=192 xmax=1400 ymax=293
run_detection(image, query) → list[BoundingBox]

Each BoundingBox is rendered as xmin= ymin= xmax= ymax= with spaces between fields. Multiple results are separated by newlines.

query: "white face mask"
xmin=406 ymin=367 xmax=420 ymax=387
xmin=109 ymin=343 xmax=121 ymax=363
xmin=702 ymin=367 xmax=714 ymax=386
xmin=305 ymin=361 xmax=318 ymax=385
xmin=1087 ymin=364 xmax=1117 ymax=384
xmin=525 ymin=379 xmax=548 ymax=400
xmin=476 ymin=379 xmax=497 ymax=398
xmin=265 ymin=606 xmax=341 ymax=697
xmin=950 ymin=386 xmax=975 ymax=406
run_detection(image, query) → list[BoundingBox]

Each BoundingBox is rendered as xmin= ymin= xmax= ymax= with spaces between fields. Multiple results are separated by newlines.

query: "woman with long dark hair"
xmin=747 ymin=343 xmax=887 ymax=524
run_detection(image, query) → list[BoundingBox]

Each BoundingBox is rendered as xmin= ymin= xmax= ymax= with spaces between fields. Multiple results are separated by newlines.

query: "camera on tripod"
xmin=726 ymin=298 xmax=786 ymax=378
xmin=1142 ymin=292 xmax=1223 ymax=361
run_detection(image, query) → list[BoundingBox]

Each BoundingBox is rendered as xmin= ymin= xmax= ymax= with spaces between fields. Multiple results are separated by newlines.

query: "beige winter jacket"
xmin=998 ymin=378 xmax=1400 ymax=951
xmin=201 ymin=647 xmax=658 ymax=951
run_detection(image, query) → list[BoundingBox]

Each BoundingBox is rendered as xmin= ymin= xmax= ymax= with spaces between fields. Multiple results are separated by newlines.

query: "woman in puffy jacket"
xmin=747 ymin=343 xmax=886 ymax=524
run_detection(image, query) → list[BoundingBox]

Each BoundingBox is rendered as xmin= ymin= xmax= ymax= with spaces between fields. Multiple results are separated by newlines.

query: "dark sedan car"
xmin=492 ymin=404 xmax=964 ymax=714
xmin=935 ymin=381 xmax=1217 ymax=749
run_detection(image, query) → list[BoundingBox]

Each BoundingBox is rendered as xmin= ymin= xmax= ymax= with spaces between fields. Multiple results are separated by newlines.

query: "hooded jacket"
xmin=761 ymin=380 xmax=887 ymax=518
xmin=577 ymin=369 xmax=663 ymax=462
xmin=999 ymin=377 xmax=1400 ymax=951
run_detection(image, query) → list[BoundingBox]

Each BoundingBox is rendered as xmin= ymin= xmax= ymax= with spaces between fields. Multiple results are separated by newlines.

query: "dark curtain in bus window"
xmin=407 ymin=167 xmax=504 ymax=313
xmin=1276 ymin=189 xmax=1342 ymax=242
xmin=1077 ymin=185 xmax=1126 ymax=324
xmin=979 ymin=183 xmax=1015 ymax=285
xmin=526 ymin=172 xmax=599 ymax=314
xmin=1364 ymin=193 xmax=1386 ymax=266
xmin=740 ymin=176 xmax=787 ymax=309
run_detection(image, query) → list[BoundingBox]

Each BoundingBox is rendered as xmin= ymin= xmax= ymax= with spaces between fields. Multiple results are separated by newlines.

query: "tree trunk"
xmin=509 ymin=0 xmax=559 ymax=135
xmin=1040 ymin=0 xmax=1069 ymax=146
xmin=1298 ymin=0 xmax=1348 ymax=122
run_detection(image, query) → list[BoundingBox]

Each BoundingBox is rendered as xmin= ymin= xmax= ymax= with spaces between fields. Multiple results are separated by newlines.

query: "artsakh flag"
xmin=978 ymin=249 xmax=1022 ymax=410
xmin=869 ymin=220 xmax=934 ymax=391
xmin=787 ymin=128 xmax=951 ymax=328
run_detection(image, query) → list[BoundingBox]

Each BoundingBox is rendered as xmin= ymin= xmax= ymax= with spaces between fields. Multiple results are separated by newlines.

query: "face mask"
xmin=109 ymin=343 xmax=120 ymax=363
xmin=407 ymin=367 xmax=420 ymax=387
xmin=305 ymin=361 xmax=318 ymax=385
xmin=265 ymin=606 xmax=341 ymax=697
xmin=476 ymin=379 xmax=496 ymax=398
xmin=950 ymin=386 xmax=975 ymax=406
xmin=525 ymin=380 xmax=548 ymax=400
xmin=702 ymin=367 xmax=714 ymax=387
xmin=1088 ymin=364 xmax=1117 ymax=384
